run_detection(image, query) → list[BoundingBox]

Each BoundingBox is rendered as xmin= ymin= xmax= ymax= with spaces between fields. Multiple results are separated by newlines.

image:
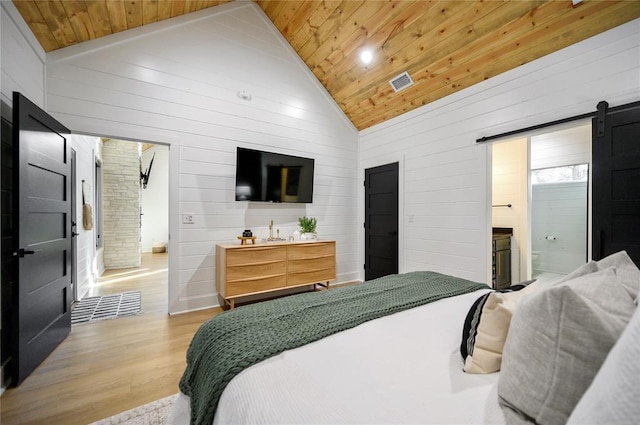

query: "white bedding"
xmin=169 ymin=288 xmax=505 ymax=425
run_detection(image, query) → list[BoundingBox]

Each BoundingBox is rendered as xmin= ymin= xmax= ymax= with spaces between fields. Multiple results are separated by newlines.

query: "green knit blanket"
xmin=179 ymin=271 xmax=486 ymax=425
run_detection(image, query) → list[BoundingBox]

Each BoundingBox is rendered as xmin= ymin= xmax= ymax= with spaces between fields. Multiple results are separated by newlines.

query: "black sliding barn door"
xmin=12 ymin=92 xmax=72 ymax=385
xmin=364 ymin=162 xmax=399 ymax=281
xmin=592 ymin=101 xmax=640 ymax=266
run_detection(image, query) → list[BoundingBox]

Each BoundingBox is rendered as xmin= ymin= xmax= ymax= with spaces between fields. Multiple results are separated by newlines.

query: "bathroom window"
xmin=531 ymin=164 xmax=588 ymax=184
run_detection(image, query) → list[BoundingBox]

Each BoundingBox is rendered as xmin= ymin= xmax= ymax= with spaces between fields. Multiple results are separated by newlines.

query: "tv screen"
xmin=235 ymin=147 xmax=314 ymax=203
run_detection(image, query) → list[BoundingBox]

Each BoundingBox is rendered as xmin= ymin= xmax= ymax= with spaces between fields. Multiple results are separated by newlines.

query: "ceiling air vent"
xmin=389 ymin=71 xmax=414 ymax=93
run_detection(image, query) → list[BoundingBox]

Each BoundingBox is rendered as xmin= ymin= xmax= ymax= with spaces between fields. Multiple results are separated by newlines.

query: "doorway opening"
xmin=490 ymin=122 xmax=591 ymax=286
xmin=71 ymin=135 xmax=170 ymax=314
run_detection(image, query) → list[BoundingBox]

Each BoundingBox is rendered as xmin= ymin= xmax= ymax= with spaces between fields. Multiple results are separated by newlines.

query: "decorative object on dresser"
xmin=265 ymin=220 xmax=285 ymax=242
xmin=237 ymin=236 xmax=257 ymax=245
xmin=237 ymin=229 xmax=256 ymax=245
xmin=216 ymin=240 xmax=336 ymax=309
xmin=298 ymin=216 xmax=317 ymax=240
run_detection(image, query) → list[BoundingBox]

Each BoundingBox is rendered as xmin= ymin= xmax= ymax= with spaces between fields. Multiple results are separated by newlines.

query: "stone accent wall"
xmin=102 ymin=140 xmax=141 ymax=269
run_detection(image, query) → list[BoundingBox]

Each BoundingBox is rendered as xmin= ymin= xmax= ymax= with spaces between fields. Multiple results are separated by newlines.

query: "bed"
xmin=169 ymin=251 xmax=640 ymax=425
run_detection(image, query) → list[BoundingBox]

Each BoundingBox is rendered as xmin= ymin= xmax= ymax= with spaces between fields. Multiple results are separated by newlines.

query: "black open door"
xmin=1 ymin=101 xmax=17 ymax=389
xmin=11 ymin=92 xmax=71 ymax=385
xmin=364 ymin=162 xmax=399 ymax=281
xmin=592 ymin=101 xmax=640 ymax=266
xmin=70 ymin=148 xmax=79 ymax=303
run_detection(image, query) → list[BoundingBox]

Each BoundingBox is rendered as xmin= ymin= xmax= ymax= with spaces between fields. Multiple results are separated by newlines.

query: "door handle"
xmin=18 ymin=248 xmax=35 ymax=257
xmin=72 ymin=232 xmax=80 ymax=237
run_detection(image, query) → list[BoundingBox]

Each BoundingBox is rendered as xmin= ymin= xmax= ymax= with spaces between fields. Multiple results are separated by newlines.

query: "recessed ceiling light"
xmin=360 ymin=49 xmax=373 ymax=65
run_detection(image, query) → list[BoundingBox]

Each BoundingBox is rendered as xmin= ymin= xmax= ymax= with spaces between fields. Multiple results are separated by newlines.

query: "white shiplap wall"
xmin=45 ymin=2 xmax=359 ymax=313
xmin=359 ymin=19 xmax=640 ymax=285
xmin=1 ymin=1 xmax=45 ymax=108
xmin=531 ymin=123 xmax=591 ymax=170
xmin=69 ymin=134 xmax=100 ymax=300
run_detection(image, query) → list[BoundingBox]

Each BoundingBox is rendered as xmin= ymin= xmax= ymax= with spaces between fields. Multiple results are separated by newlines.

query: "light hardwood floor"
xmin=1 ymin=252 xmax=222 ymax=425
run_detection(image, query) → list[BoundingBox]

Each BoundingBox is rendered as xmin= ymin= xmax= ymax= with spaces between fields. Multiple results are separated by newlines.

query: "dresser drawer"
xmin=288 ymin=255 xmax=335 ymax=274
xmin=288 ymin=266 xmax=335 ymax=286
xmin=226 ymin=246 xmax=286 ymax=266
xmin=226 ymin=260 xmax=286 ymax=282
xmin=287 ymin=242 xmax=334 ymax=260
xmin=226 ymin=275 xmax=286 ymax=297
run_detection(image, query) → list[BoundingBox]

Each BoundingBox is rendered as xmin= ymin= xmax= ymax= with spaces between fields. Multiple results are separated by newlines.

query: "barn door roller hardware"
xmin=595 ymin=101 xmax=609 ymax=138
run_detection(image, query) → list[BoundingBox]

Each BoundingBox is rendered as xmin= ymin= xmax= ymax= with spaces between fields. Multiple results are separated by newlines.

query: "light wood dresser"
xmin=216 ymin=240 xmax=336 ymax=308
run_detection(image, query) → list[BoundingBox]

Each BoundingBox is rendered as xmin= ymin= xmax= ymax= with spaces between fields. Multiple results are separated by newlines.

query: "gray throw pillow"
xmin=498 ymin=267 xmax=636 ymax=425
xmin=554 ymin=251 xmax=640 ymax=300
xmin=553 ymin=260 xmax=598 ymax=285
xmin=596 ymin=250 xmax=640 ymax=300
xmin=567 ymin=306 xmax=640 ymax=424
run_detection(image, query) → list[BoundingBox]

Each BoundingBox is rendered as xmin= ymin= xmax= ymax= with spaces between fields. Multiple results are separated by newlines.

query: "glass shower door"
xmin=531 ymin=164 xmax=588 ymax=282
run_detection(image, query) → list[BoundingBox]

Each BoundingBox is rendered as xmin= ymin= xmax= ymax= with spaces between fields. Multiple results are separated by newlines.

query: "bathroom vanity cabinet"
xmin=492 ymin=228 xmax=512 ymax=289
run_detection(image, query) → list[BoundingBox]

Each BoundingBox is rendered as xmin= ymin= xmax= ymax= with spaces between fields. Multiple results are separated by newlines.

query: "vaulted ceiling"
xmin=12 ymin=0 xmax=640 ymax=130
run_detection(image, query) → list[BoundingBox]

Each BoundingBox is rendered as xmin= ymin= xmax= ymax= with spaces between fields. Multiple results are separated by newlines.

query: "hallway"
xmin=87 ymin=252 xmax=169 ymax=315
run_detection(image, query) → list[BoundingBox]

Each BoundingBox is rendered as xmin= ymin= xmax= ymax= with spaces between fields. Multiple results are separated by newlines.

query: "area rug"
xmin=90 ymin=394 xmax=177 ymax=425
xmin=72 ymin=291 xmax=142 ymax=325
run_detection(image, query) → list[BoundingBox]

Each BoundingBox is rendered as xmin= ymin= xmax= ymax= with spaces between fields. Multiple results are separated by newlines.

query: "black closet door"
xmin=364 ymin=162 xmax=399 ymax=281
xmin=592 ymin=101 xmax=640 ymax=265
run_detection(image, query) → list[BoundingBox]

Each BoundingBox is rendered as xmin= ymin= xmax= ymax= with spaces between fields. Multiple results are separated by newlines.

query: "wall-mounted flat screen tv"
xmin=235 ymin=147 xmax=314 ymax=203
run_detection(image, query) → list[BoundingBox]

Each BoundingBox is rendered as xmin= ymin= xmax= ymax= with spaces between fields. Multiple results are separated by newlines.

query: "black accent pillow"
xmin=460 ymin=280 xmax=535 ymax=360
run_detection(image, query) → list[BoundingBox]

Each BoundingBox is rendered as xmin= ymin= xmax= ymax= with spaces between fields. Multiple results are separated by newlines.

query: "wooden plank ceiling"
xmin=12 ymin=0 xmax=640 ymax=130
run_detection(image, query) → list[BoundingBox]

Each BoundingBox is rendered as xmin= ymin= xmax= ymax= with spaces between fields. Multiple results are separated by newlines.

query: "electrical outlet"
xmin=183 ymin=213 xmax=195 ymax=224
